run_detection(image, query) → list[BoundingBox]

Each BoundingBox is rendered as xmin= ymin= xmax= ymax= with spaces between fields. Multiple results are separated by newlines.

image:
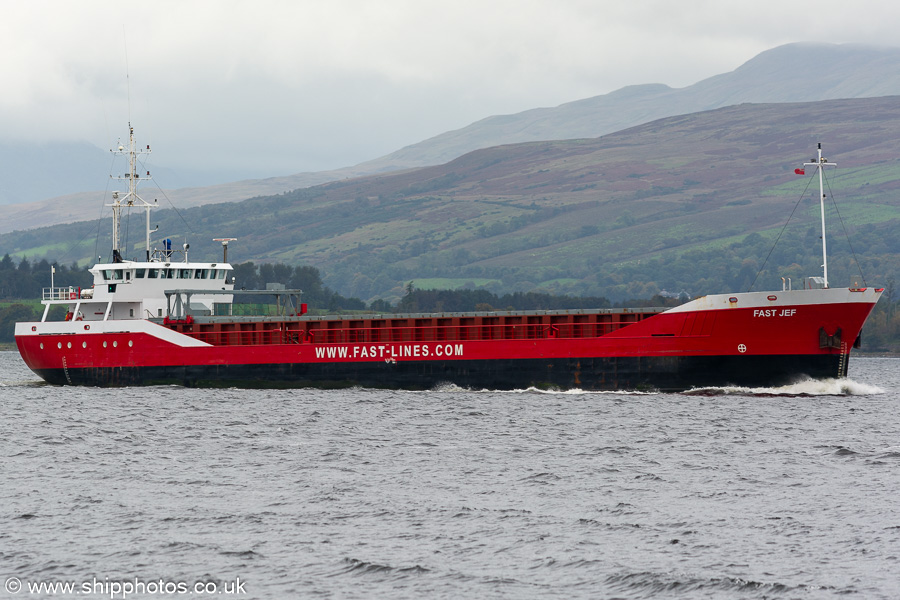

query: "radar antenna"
xmin=213 ymin=238 xmax=237 ymax=262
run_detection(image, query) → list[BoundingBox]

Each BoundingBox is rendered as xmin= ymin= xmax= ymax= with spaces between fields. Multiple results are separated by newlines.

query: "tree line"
xmin=0 ymin=255 xmax=897 ymax=353
xmin=0 ymin=254 xmax=92 ymax=298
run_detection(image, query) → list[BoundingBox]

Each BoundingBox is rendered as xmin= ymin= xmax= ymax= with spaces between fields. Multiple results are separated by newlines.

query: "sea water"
xmin=1 ymin=352 xmax=898 ymax=599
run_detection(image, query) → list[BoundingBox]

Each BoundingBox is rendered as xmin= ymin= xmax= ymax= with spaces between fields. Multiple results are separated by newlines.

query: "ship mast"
xmin=109 ymin=125 xmax=156 ymax=261
xmin=803 ymin=143 xmax=836 ymax=288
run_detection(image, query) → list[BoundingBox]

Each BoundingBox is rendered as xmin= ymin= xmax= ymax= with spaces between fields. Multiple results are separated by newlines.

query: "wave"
xmin=818 ymin=444 xmax=900 ymax=462
xmin=684 ymin=377 xmax=884 ymax=397
xmin=331 ymin=558 xmax=430 ymax=579
xmin=509 ymin=387 xmax=658 ymax=395
xmin=604 ymin=570 xmax=839 ymax=597
xmin=0 ymin=378 xmax=49 ymax=387
xmin=426 ymin=382 xmax=657 ymax=395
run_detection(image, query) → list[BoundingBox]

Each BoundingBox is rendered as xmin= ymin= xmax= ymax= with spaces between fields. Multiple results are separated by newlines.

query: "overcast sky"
xmin=3 ymin=0 xmax=899 ymax=180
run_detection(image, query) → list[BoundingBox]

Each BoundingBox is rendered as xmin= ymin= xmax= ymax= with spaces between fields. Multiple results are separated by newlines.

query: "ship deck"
xmin=158 ymin=307 xmax=669 ymax=347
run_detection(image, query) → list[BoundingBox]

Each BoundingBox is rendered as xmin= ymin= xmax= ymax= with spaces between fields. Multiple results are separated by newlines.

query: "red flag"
xmin=794 ymin=168 xmax=805 ymax=175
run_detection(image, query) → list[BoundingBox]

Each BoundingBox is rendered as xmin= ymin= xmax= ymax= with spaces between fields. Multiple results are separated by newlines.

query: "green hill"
xmin=2 ymin=97 xmax=900 ymax=303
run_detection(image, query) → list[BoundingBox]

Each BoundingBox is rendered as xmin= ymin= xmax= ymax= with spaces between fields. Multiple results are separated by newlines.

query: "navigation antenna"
xmin=802 ymin=144 xmax=837 ymax=288
xmin=109 ymin=126 xmax=156 ymax=261
xmin=213 ymin=238 xmax=237 ymax=262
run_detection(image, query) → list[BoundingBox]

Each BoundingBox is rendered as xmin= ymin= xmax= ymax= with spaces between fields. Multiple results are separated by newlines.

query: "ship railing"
xmin=164 ymin=288 xmax=304 ymax=319
xmin=42 ymin=287 xmax=82 ymax=301
xmin=177 ymin=319 xmax=651 ymax=347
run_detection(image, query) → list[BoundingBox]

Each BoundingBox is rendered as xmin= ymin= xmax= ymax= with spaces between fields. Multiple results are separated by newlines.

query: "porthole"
xmin=67 ymin=342 xmax=72 ymax=349
xmin=39 ymin=343 xmax=44 ymax=350
xmin=57 ymin=342 xmax=62 ymax=349
xmin=113 ymin=341 xmax=118 ymax=348
xmin=82 ymin=341 xmax=87 ymax=349
xmin=103 ymin=341 xmax=108 ymax=348
xmin=128 ymin=340 xmax=133 ymax=348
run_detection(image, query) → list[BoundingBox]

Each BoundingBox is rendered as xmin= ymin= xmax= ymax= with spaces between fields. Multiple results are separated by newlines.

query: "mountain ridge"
xmin=361 ymin=42 xmax=900 ymax=169
xmin=2 ymin=96 xmax=899 ymax=303
xmin=4 ymin=42 xmax=900 ymax=234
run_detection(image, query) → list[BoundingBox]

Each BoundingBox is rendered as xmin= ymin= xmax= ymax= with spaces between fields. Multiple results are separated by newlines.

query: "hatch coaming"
xmin=163 ymin=306 xmax=671 ymax=347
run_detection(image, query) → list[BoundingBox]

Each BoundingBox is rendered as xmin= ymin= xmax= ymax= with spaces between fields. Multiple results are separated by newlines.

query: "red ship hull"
xmin=15 ymin=287 xmax=881 ymax=391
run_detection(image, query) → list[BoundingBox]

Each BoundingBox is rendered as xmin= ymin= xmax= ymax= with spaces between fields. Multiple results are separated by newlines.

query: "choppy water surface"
xmin=2 ymin=352 xmax=899 ymax=599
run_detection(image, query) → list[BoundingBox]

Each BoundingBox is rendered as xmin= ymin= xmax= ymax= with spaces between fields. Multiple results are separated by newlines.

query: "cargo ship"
xmin=14 ymin=132 xmax=882 ymax=390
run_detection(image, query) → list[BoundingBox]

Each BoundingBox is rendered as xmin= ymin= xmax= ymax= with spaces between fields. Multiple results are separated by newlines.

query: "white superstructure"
xmin=38 ymin=124 xmax=234 ymax=323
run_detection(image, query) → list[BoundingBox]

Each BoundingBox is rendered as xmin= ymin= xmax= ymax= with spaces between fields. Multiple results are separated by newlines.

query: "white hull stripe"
xmin=15 ymin=319 xmax=212 ymax=347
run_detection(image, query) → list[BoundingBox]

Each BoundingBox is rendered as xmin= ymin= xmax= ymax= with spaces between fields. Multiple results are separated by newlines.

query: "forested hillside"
xmin=2 ymin=98 xmax=899 ymax=307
